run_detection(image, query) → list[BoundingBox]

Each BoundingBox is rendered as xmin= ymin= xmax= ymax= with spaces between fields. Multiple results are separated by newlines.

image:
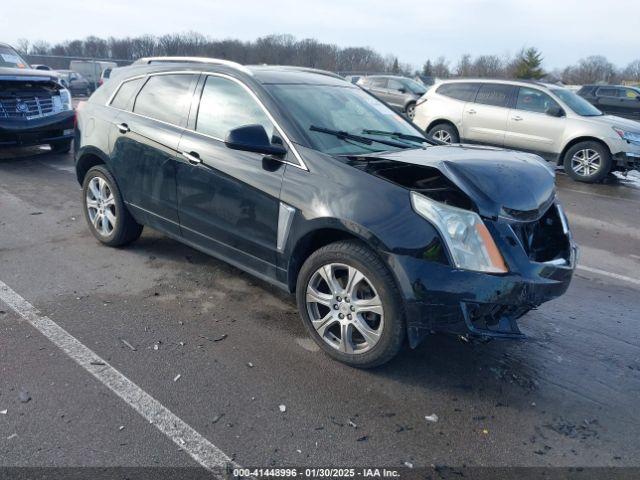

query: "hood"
xmin=0 ymin=66 xmax=59 ymax=82
xmin=362 ymin=144 xmax=556 ymax=220
xmin=578 ymin=114 xmax=640 ymax=131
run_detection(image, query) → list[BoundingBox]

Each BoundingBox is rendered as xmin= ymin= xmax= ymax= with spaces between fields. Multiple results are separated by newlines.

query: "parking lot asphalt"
xmin=1 ymin=146 xmax=639 ymax=469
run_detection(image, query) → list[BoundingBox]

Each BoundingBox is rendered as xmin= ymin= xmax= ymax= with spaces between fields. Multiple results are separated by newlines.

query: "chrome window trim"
xmin=104 ymin=70 xmax=308 ymax=171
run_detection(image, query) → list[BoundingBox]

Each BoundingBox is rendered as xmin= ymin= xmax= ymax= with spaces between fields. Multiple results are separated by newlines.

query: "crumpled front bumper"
xmin=610 ymin=136 xmax=640 ymax=170
xmin=399 ymin=243 xmax=577 ymax=347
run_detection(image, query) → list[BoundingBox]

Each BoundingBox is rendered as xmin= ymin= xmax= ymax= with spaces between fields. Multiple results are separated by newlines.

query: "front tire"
xmin=428 ymin=123 xmax=459 ymax=144
xmin=82 ymin=165 xmax=143 ymax=247
xmin=296 ymin=240 xmax=405 ymax=368
xmin=563 ymin=141 xmax=612 ymax=183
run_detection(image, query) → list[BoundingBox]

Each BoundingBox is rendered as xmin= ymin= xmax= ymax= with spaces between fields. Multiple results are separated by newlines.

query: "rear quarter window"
xmin=436 ymin=83 xmax=480 ymax=102
xmin=133 ymin=74 xmax=197 ymax=125
xmin=110 ymin=78 xmax=144 ymax=110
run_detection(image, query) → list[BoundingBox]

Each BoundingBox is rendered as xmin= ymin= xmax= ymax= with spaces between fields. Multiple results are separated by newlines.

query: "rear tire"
xmin=82 ymin=165 xmax=143 ymax=247
xmin=563 ymin=141 xmax=612 ymax=183
xmin=428 ymin=123 xmax=459 ymax=144
xmin=50 ymin=139 xmax=72 ymax=154
xmin=296 ymin=240 xmax=405 ymax=368
xmin=405 ymin=102 xmax=416 ymax=120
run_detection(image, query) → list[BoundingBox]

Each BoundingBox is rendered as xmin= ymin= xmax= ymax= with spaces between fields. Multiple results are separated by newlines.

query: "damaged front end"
xmin=0 ymin=73 xmax=74 ymax=148
xmin=347 ymin=145 xmax=577 ymax=346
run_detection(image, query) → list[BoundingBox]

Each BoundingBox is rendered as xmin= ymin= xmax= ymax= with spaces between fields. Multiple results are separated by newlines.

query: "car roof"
xmin=112 ymin=60 xmax=352 ymax=87
xmin=364 ymin=74 xmax=411 ymax=80
xmin=437 ymin=78 xmax=559 ymax=89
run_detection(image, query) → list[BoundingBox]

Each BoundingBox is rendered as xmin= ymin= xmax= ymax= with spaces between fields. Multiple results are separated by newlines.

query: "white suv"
xmin=413 ymin=79 xmax=640 ymax=182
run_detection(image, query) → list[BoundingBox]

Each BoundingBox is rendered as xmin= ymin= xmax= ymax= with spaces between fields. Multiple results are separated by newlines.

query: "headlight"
xmin=613 ymin=127 xmax=640 ymax=144
xmin=411 ymin=192 xmax=508 ymax=273
xmin=59 ymin=88 xmax=73 ymax=111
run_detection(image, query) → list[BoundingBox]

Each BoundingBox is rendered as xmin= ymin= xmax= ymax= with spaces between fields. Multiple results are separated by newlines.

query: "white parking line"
xmin=0 ymin=279 xmax=236 ymax=475
xmin=576 ymin=265 xmax=640 ymax=287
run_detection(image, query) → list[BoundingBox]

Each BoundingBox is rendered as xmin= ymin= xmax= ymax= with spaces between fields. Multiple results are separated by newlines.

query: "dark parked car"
xmin=75 ymin=58 xmax=577 ymax=367
xmin=56 ymin=70 xmax=92 ymax=96
xmin=357 ymin=75 xmax=427 ymax=119
xmin=0 ymin=42 xmax=75 ymax=152
xmin=577 ymin=85 xmax=640 ymax=121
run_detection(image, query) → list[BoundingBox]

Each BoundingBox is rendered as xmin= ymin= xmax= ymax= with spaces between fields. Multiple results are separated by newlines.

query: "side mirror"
xmin=225 ymin=124 xmax=287 ymax=156
xmin=398 ymin=87 xmax=407 ymax=93
xmin=546 ymin=105 xmax=564 ymax=117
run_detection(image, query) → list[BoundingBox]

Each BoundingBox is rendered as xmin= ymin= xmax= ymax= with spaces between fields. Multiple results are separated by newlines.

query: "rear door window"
xmin=387 ymin=79 xmax=405 ymax=91
xmin=437 ymin=82 xmax=480 ymax=101
xmin=474 ymin=84 xmax=515 ymax=108
xmin=110 ymin=78 xmax=145 ymax=111
xmin=133 ymin=74 xmax=197 ymax=125
xmin=368 ymin=78 xmax=388 ymax=88
xmin=195 ymin=75 xmax=274 ymax=140
xmin=596 ymin=87 xmax=620 ymax=98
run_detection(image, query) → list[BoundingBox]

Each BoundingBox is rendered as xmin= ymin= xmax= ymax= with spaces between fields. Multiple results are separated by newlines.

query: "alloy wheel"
xmin=571 ymin=148 xmax=601 ymax=177
xmin=406 ymin=104 xmax=416 ymax=119
xmin=305 ymin=263 xmax=384 ymax=354
xmin=86 ymin=176 xmax=116 ymax=237
xmin=432 ymin=129 xmax=452 ymax=143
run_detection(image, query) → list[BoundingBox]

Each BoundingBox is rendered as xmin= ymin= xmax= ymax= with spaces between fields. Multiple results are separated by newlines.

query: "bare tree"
xmin=455 ymin=54 xmax=473 ymax=77
xmin=562 ymin=55 xmax=618 ymax=84
xmin=473 ymin=55 xmax=503 ymax=77
xmin=15 ymin=38 xmax=30 ymax=54
xmin=431 ymin=56 xmax=451 ymax=78
xmin=623 ymin=59 xmax=640 ymax=82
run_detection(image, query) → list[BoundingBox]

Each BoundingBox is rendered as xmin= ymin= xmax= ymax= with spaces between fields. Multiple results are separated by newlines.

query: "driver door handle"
xmin=512 ymin=115 xmax=523 ymax=121
xmin=467 ymin=109 xmax=476 ymax=115
xmin=182 ymin=151 xmax=202 ymax=165
xmin=117 ymin=123 xmax=130 ymax=134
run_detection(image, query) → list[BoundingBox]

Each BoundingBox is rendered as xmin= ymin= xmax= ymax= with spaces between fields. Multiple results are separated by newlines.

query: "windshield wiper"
xmin=310 ymin=125 xmax=411 ymax=149
xmin=361 ymin=129 xmax=431 ymax=145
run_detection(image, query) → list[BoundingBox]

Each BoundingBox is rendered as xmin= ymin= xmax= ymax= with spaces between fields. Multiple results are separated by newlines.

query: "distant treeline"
xmin=14 ymin=32 xmax=640 ymax=84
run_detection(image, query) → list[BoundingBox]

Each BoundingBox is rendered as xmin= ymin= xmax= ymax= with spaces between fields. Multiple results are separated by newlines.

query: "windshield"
xmin=403 ymin=78 xmax=427 ymax=95
xmin=551 ymin=88 xmax=602 ymax=116
xmin=0 ymin=45 xmax=30 ymax=69
xmin=266 ymin=84 xmax=427 ymax=155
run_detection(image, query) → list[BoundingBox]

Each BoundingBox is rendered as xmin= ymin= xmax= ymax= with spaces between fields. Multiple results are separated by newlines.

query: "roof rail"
xmin=272 ymin=66 xmax=345 ymax=80
xmin=132 ymin=56 xmax=252 ymax=75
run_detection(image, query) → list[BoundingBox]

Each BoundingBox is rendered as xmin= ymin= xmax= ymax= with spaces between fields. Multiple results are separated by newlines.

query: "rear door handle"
xmin=182 ymin=151 xmax=202 ymax=165
xmin=512 ymin=115 xmax=523 ymax=121
xmin=467 ymin=109 xmax=476 ymax=115
xmin=117 ymin=123 xmax=130 ymax=134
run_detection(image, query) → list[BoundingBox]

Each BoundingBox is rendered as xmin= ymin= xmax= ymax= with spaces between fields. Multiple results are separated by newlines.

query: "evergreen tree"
xmin=514 ymin=47 xmax=544 ymax=79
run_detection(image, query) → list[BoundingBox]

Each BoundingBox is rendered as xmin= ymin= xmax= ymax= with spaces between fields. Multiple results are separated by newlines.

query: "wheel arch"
xmin=286 ymin=222 xmax=392 ymax=294
xmin=75 ymin=147 xmax=109 ymax=184
xmin=558 ymin=136 xmax=611 ymax=166
xmin=426 ymin=119 xmax=459 ymax=136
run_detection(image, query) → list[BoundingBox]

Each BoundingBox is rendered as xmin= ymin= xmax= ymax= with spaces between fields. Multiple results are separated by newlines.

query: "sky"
xmin=2 ymin=0 xmax=638 ymax=70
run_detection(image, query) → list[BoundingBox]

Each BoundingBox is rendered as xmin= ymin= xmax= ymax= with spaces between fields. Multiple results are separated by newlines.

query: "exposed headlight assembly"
xmin=59 ymin=88 xmax=73 ymax=111
xmin=613 ymin=127 xmax=640 ymax=145
xmin=411 ymin=191 xmax=508 ymax=273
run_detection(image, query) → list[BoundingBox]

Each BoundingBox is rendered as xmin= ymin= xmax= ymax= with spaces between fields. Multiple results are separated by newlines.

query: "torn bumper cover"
xmin=395 ymin=209 xmax=578 ymax=347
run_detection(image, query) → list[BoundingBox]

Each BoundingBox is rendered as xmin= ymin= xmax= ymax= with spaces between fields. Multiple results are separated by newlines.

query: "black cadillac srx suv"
xmin=0 ymin=43 xmax=75 ymax=152
xmin=74 ymin=57 xmax=577 ymax=367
